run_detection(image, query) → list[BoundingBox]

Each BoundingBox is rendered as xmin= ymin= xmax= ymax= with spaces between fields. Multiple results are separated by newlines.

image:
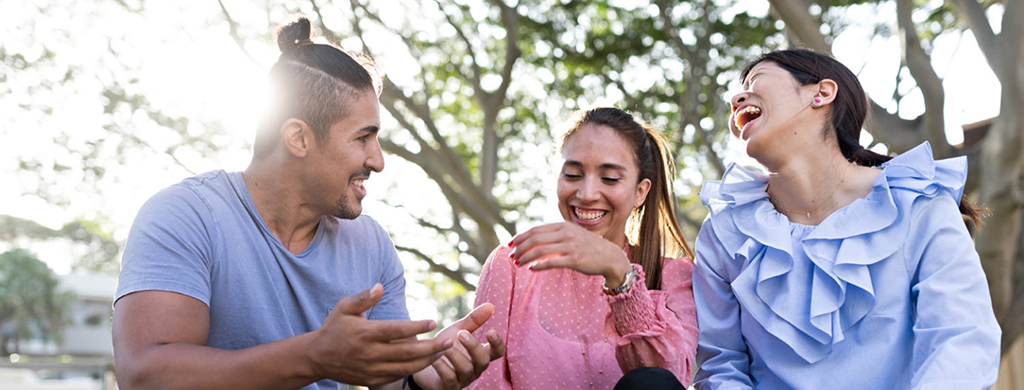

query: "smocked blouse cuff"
xmin=606 ymin=267 xmax=659 ymax=336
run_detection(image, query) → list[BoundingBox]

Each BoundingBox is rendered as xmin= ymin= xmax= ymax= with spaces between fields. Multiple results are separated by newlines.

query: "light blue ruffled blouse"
xmin=692 ymin=142 xmax=1001 ymax=390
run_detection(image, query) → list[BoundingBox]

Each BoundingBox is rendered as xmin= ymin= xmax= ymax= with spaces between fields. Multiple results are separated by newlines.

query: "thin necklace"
xmin=570 ymin=272 xmax=607 ymax=390
xmin=768 ymin=162 xmax=852 ymax=219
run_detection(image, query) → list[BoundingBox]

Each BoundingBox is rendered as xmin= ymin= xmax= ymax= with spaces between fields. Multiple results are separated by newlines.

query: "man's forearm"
xmin=370 ymin=378 xmax=408 ymax=390
xmin=117 ymin=332 xmax=320 ymax=390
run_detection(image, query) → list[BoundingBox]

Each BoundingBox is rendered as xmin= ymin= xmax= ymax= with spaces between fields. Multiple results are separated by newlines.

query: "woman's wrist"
xmin=405 ymin=372 xmax=425 ymax=390
xmin=603 ymin=260 xmax=634 ymax=290
xmin=598 ymin=257 xmax=630 ymax=286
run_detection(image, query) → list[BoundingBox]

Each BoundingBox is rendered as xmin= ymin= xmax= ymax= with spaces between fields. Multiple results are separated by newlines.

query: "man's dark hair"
xmin=255 ymin=16 xmax=383 ymax=155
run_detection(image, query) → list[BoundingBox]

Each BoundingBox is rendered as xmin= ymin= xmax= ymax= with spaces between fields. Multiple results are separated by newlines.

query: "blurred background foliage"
xmin=2 ymin=0 xmax=1022 ymax=359
xmin=0 ymin=248 xmax=75 ymax=356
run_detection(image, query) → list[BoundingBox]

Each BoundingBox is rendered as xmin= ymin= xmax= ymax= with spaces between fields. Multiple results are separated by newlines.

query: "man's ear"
xmin=280 ymin=118 xmax=313 ymax=158
xmin=816 ymin=79 xmax=839 ymax=106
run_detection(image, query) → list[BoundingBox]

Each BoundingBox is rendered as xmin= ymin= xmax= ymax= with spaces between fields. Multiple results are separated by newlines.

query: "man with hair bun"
xmin=112 ymin=15 xmax=503 ymax=390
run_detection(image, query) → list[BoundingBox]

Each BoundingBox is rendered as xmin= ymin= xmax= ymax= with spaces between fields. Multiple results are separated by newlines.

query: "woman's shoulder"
xmin=698 ymin=163 xmax=769 ymax=213
xmin=661 ymin=256 xmax=693 ymax=270
xmin=878 ymin=141 xmax=967 ymax=203
xmin=480 ymin=245 xmax=517 ymax=277
xmin=658 ymin=256 xmax=694 ymax=284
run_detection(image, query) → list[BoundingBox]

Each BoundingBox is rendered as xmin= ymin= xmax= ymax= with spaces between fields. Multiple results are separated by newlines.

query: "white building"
xmin=1 ymin=272 xmax=117 ymax=390
xmin=57 ymin=273 xmax=116 ymax=358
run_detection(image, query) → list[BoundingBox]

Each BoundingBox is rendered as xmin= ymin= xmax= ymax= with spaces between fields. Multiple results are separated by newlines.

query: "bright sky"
xmin=0 ymin=0 xmax=1004 ymax=319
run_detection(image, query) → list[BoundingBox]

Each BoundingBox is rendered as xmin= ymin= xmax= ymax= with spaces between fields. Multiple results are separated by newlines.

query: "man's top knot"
xmin=276 ymin=16 xmax=313 ymax=55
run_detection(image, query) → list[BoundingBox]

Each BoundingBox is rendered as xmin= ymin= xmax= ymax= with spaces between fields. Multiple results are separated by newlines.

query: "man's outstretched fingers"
xmin=366 ymin=352 xmax=445 ymax=386
xmin=374 ymin=337 xmax=453 ymax=362
xmin=369 ymin=319 xmax=439 ymax=342
xmin=332 ymin=284 xmax=383 ymax=316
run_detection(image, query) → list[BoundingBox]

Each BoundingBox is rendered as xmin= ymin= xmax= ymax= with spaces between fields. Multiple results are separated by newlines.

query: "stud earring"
xmin=812 ymin=97 xmax=823 ymax=107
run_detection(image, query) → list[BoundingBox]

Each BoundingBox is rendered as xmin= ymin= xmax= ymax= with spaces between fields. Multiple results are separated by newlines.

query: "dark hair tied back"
xmin=255 ymin=15 xmax=383 ymax=157
xmin=277 ymin=16 xmax=313 ymax=55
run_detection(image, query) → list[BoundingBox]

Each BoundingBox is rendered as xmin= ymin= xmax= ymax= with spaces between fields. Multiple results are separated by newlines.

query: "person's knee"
xmin=614 ymin=367 xmax=685 ymax=390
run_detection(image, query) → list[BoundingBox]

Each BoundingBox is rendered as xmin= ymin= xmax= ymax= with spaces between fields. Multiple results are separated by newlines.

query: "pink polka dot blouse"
xmin=469 ymin=245 xmax=698 ymax=390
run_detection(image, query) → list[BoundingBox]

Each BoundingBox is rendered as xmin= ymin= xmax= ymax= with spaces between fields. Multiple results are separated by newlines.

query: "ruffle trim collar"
xmin=698 ymin=142 xmax=966 ymax=363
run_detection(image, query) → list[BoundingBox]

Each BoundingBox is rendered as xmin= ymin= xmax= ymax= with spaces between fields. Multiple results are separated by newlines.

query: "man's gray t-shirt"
xmin=116 ymin=170 xmax=409 ymax=389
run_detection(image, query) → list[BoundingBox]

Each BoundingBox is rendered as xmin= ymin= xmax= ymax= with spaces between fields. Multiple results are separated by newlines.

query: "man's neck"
xmin=243 ymin=163 xmax=322 ymax=254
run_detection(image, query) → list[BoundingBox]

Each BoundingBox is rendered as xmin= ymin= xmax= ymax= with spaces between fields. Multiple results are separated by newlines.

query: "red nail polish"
xmin=507 ymin=240 xmax=514 ymax=247
xmin=514 ymin=258 xmax=519 ymax=266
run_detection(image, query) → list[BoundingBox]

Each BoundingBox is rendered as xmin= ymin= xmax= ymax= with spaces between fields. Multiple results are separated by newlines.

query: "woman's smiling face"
xmin=556 ymin=123 xmax=650 ymax=247
xmin=729 ymin=61 xmax=820 ymax=159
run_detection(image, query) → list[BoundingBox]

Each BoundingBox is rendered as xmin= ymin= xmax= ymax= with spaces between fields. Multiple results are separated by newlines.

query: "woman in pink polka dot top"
xmin=469 ymin=107 xmax=698 ymax=390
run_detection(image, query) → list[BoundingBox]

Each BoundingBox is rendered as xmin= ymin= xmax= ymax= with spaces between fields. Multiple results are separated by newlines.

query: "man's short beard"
xmin=333 ymin=193 xmax=361 ymax=219
xmin=334 ymin=169 xmax=370 ymax=219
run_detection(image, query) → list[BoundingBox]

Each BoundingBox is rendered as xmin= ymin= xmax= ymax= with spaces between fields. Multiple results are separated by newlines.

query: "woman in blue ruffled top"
xmin=691 ymin=49 xmax=1001 ymax=389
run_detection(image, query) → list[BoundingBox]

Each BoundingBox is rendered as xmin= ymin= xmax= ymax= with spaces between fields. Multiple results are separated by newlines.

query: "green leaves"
xmin=0 ymin=215 xmax=121 ymax=273
xmin=0 ymin=249 xmax=75 ymax=355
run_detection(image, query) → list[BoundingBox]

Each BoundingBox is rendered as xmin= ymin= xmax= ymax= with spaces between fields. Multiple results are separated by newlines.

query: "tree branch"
xmin=432 ymin=0 xmax=484 ymax=94
xmin=489 ymin=0 xmax=520 ymax=106
xmin=653 ymin=0 xmax=697 ymax=62
xmin=381 ymin=80 xmax=477 ymax=190
xmin=379 ymin=87 xmax=508 ymax=236
xmin=215 ymin=0 xmax=259 ymax=65
xmin=479 ymin=1 xmax=521 ymax=197
xmin=896 ymin=0 xmax=948 ymax=156
xmin=602 ymin=73 xmax=642 ymax=112
xmin=378 ymin=136 xmax=504 ymax=240
xmin=997 ymin=0 xmax=1024 ymax=76
xmin=945 ymin=0 xmax=997 ymax=65
xmin=395 ymin=245 xmax=474 ymax=291
xmin=865 ymin=101 xmax=926 ymax=153
xmin=768 ymin=0 xmax=831 ymax=53
xmin=417 ymin=214 xmax=479 ymax=259
xmin=309 ymin=0 xmax=340 ymax=43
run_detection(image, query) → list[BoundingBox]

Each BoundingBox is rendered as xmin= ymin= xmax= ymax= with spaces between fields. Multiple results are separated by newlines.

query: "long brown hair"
xmin=741 ymin=49 xmax=983 ymax=227
xmin=562 ymin=107 xmax=694 ymax=290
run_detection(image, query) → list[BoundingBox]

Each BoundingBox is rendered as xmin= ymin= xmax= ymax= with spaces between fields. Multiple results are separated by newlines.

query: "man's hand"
xmin=411 ymin=303 xmax=507 ymax=390
xmin=308 ymin=284 xmax=454 ymax=386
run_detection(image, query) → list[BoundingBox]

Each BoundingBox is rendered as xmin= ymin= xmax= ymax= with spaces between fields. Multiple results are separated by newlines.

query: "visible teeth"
xmin=352 ymin=179 xmax=364 ymax=186
xmin=739 ymin=106 xmax=760 ymax=115
xmin=575 ymin=208 xmax=606 ymax=221
xmin=735 ymin=106 xmax=762 ymax=128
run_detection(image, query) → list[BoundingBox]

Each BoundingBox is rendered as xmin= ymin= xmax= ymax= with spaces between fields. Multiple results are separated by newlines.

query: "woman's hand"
xmin=509 ymin=222 xmax=633 ymax=287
